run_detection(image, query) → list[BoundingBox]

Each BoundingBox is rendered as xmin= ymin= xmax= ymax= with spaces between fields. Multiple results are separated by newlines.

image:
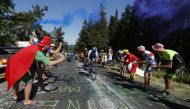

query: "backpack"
xmin=89 ymin=50 xmax=96 ymax=60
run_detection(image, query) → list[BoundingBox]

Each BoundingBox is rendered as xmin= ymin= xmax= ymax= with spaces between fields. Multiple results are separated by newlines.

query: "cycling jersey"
xmin=88 ymin=50 xmax=98 ymax=60
xmin=158 ymin=49 xmax=185 ymax=79
xmin=144 ymin=50 xmax=157 ymax=65
xmin=158 ymin=49 xmax=178 ymax=60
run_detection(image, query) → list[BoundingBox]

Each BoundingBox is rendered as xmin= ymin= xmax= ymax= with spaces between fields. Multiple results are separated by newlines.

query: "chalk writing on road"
xmin=52 ymin=86 xmax=81 ymax=93
xmin=67 ymin=100 xmax=80 ymax=109
xmin=87 ymin=98 xmax=97 ymax=109
xmin=37 ymin=100 xmax=59 ymax=109
xmin=99 ymin=98 xmax=115 ymax=109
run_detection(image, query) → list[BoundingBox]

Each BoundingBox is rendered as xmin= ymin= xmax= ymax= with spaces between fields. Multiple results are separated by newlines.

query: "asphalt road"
xmin=0 ymin=60 xmax=190 ymax=109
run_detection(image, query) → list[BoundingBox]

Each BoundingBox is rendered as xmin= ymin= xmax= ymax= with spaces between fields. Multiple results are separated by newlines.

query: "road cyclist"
xmin=87 ymin=47 xmax=99 ymax=81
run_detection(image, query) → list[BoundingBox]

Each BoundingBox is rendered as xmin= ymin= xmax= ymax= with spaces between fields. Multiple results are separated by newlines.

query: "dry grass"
xmin=111 ymin=64 xmax=190 ymax=100
xmin=136 ymin=71 xmax=190 ymax=100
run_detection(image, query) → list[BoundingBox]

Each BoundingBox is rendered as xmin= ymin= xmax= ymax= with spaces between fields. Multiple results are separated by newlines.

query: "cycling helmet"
xmin=92 ymin=47 xmax=97 ymax=52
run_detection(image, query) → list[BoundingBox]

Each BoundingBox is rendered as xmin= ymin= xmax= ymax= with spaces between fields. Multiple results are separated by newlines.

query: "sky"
xmin=13 ymin=0 xmax=134 ymax=45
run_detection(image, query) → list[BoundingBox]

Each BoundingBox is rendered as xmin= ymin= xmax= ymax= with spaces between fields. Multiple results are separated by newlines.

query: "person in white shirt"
xmin=108 ymin=47 xmax=113 ymax=69
xmin=137 ymin=45 xmax=157 ymax=87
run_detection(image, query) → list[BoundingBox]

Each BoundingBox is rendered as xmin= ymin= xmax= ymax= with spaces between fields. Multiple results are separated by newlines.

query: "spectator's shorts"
xmin=30 ymin=61 xmax=39 ymax=71
xmin=130 ymin=63 xmax=138 ymax=73
xmin=145 ymin=64 xmax=154 ymax=73
xmin=21 ymin=71 xmax=33 ymax=84
xmin=108 ymin=60 xmax=113 ymax=65
xmin=166 ymin=54 xmax=185 ymax=79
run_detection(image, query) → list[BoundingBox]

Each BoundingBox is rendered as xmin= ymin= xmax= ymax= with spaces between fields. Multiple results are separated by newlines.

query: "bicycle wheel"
xmin=92 ymin=67 xmax=97 ymax=81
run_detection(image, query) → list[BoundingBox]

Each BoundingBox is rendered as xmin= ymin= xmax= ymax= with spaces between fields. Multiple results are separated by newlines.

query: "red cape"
xmin=5 ymin=45 xmax=41 ymax=90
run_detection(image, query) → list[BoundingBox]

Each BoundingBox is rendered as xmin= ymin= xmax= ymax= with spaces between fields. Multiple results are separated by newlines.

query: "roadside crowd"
xmin=79 ymin=43 xmax=185 ymax=97
xmin=3 ymin=29 xmax=186 ymax=106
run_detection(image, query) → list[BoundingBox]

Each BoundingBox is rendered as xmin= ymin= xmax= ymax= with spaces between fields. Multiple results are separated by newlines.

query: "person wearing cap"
xmin=122 ymin=49 xmax=139 ymax=81
xmin=48 ymin=42 xmax=63 ymax=60
xmin=30 ymin=33 xmax=63 ymax=92
xmin=137 ymin=45 xmax=157 ymax=87
xmin=5 ymin=36 xmax=66 ymax=105
xmin=49 ymin=42 xmax=63 ymax=54
xmin=152 ymin=43 xmax=185 ymax=96
xmin=36 ymin=42 xmax=63 ymax=93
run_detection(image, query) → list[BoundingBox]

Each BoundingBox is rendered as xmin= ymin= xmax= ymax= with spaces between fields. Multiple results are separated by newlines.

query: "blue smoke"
xmin=33 ymin=0 xmax=106 ymax=26
xmin=33 ymin=8 xmax=88 ymax=27
xmin=88 ymin=0 xmax=107 ymax=23
xmin=98 ymin=0 xmax=106 ymax=5
xmin=88 ymin=9 xmax=101 ymax=23
xmin=134 ymin=0 xmax=177 ymax=20
xmin=134 ymin=0 xmax=190 ymax=35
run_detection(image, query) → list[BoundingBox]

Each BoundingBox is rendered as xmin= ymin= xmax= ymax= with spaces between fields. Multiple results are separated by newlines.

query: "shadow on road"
xmin=79 ymin=71 xmax=89 ymax=77
xmin=103 ymin=71 xmax=190 ymax=109
xmin=147 ymin=97 xmax=190 ymax=109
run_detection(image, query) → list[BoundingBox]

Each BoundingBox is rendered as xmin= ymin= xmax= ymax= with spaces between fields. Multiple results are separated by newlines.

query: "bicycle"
xmin=88 ymin=59 xmax=97 ymax=81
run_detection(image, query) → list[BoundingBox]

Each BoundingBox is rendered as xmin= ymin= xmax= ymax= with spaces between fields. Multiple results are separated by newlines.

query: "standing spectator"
xmin=137 ymin=45 xmax=157 ymax=87
xmin=99 ymin=50 xmax=104 ymax=67
xmin=152 ymin=43 xmax=185 ymax=96
xmin=119 ymin=50 xmax=126 ymax=77
xmin=101 ymin=52 xmax=107 ymax=68
xmin=82 ymin=48 xmax=89 ymax=67
xmin=108 ymin=47 xmax=113 ymax=69
xmin=5 ymin=36 xmax=66 ymax=105
xmin=122 ymin=49 xmax=139 ymax=81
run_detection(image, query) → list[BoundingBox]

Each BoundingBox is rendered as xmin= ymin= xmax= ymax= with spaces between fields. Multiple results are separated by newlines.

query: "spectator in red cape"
xmin=5 ymin=36 xmax=66 ymax=105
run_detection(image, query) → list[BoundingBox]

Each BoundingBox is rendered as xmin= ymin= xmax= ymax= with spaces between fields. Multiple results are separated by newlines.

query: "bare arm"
xmin=137 ymin=60 xmax=146 ymax=64
xmin=29 ymin=36 xmax=34 ymax=44
xmin=153 ymin=61 xmax=172 ymax=69
xmin=48 ymin=54 xmax=66 ymax=66
xmin=29 ymin=31 xmax=36 ymax=44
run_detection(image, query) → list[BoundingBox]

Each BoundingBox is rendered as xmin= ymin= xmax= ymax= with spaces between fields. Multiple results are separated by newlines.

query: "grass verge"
xmin=110 ymin=64 xmax=190 ymax=101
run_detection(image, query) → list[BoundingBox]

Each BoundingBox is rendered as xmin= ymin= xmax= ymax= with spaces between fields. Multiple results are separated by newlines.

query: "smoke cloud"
xmin=33 ymin=8 xmax=87 ymax=27
xmin=33 ymin=0 xmax=107 ymax=27
xmin=134 ymin=0 xmax=190 ymax=35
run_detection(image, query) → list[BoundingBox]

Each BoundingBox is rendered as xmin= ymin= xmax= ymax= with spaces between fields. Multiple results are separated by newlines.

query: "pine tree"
xmin=108 ymin=9 xmax=118 ymax=49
